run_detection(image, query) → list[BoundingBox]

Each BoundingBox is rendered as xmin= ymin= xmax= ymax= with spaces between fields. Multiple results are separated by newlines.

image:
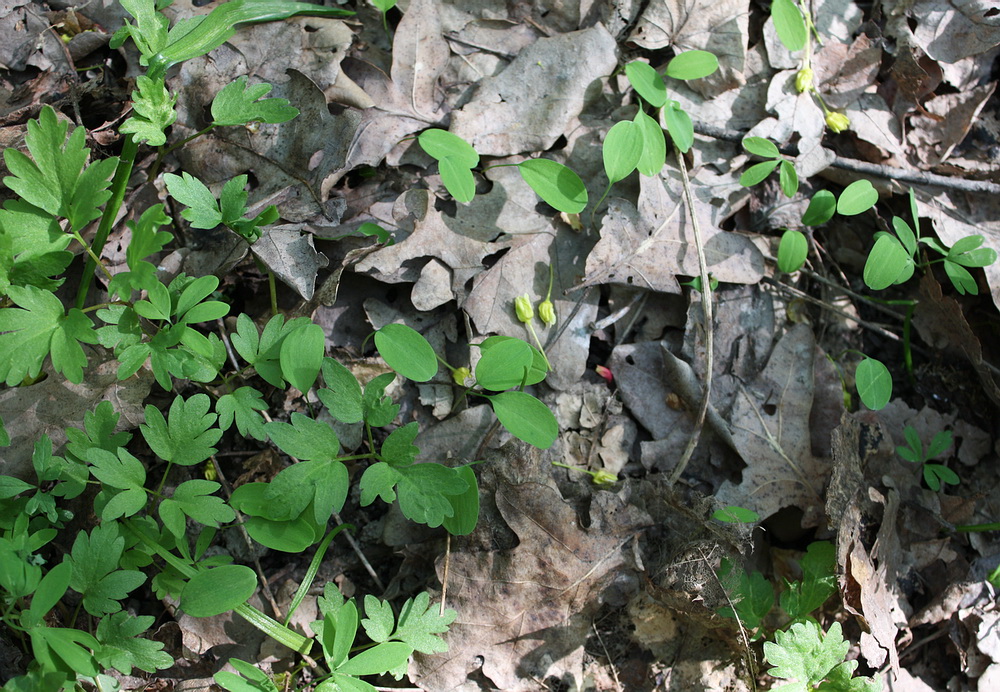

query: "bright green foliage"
xmin=633 ymin=109 xmax=666 ymax=176
xmin=109 ymin=204 xmax=174 ymax=298
xmin=375 ymin=323 xmax=438 ymax=383
xmin=371 ymin=0 xmax=398 ymax=13
xmin=362 ymin=372 xmax=401 ymax=427
xmin=517 ymin=158 xmax=589 ymax=213
xmin=780 ymin=541 xmax=837 ymax=622
xmin=319 ymin=357 xmax=364 ymax=424
xmin=442 ymin=465 xmax=480 ymax=536
xmin=479 ymin=335 xmax=547 ymax=385
xmin=279 ymin=321 xmax=325 ymax=393
xmin=742 ymin=137 xmax=780 ymax=158
xmin=765 ymin=621 xmax=881 ymax=691
xmin=215 ymin=658 xmax=282 ymax=692
xmin=362 ymin=592 xmax=457 ymax=654
xmin=717 ymin=558 xmax=774 ymax=635
xmin=95 ymin=612 xmax=174 ymax=674
xmin=801 ymin=190 xmax=836 ymax=226
xmin=604 ymin=120 xmax=643 ymax=183
xmin=87 ymin=448 xmax=148 ymax=520
xmin=141 ymin=393 xmax=222 ymax=466
xmin=897 ymin=425 xmax=959 ymax=491
xmin=713 ymin=505 xmax=760 ymax=523
xmin=739 ymin=137 xmax=798 ymax=197
xmin=625 ymin=61 xmax=667 ymax=107
xmin=487 ymin=390 xmax=558 ymax=449
xmin=159 ymin=480 xmax=235 ymax=540
xmin=230 ymin=313 xmax=315 ymax=387
xmin=181 ymin=564 xmax=258 ymax=617
xmin=863 ymin=234 xmax=912 ymax=290
xmin=855 ymin=357 xmax=892 ymax=411
xmin=836 ymin=180 xmax=878 ymax=216
xmin=212 ymin=76 xmax=299 ymax=126
xmin=663 ymin=101 xmax=694 ymax=153
xmin=165 ymin=172 xmax=278 ymax=242
xmin=357 ymin=221 xmax=394 ymax=244
xmin=120 ymin=75 xmax=178 ymax=146
xmin=778 ymin=230 xmax=809 ymax=273
xmin=665 ymin=50 xmax=719 ymax=80
xmin=2 ymin=105 xmax=117 ymax=231
xmin=772 ymin=0 xmax=807 ymax=52
xmin=217 ymin=386 xmax=269 ymax=440
xmin=0 ymin=284 xmax=98 ymax=385
xmin=475 ymin=337 xmax=533 ymax=390
xmin=417 ymin=128 xmax=479 ymax=203
xmin=67 ymin=523 xmax=146 ymax=616
xmin=0 ymin=200 xmax=74 ymax=294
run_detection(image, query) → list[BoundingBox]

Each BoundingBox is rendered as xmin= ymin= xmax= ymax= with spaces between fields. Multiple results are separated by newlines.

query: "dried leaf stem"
xmin=668 ymin=146 xmax=714 ymax=486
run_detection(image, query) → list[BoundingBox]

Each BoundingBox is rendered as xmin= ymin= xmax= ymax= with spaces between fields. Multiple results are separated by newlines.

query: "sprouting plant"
xmin=896 ymin=425 xmax=959 ymax=491
xmin=740 ymin=137 xmax=799 ymax=198
xmin=765 ymin=620 xmax=882 ymax=691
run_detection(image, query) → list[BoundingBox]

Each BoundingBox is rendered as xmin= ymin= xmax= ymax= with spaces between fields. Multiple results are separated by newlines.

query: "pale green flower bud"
xmin=795 ymin=67 xmax=814 ymax=93
xmin=538 ymin=298 xmax=556 ymax=326
xmin=825 ymin=111 xmax=850 ymax=133
xmin=452 ymin=366 xmax=471 ymax=386
xmin=591 ymin=469 xmax=618 ymax=486
xmin=515 ymin=294 xmax=534 ymax=323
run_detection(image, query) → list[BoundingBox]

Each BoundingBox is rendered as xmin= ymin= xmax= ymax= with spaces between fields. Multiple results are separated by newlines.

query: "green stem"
xmin=955 ymin=522 xmax=1000 ymax=533
xmin=285 ymin=527 xmax=348 ymax=626
xmin=76 ymin=135 xmax=140 ymax=310
xmin=523 ymin=321 xmax=551 ymax=370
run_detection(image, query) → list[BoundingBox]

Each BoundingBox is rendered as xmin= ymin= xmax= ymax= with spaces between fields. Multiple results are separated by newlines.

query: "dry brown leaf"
xmin=908 ymin=83 xmax=996 ymax=167
xmin=250 ymin=225 xmax=330 ymax=301
xmin=411 ymin=444 xmax=648 ymax=691
xmin=908 ymin=0 xmax=1000 ymax=63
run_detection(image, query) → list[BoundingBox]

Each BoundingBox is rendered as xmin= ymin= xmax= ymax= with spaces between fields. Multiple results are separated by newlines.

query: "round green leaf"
xmin=181 ymin=565 xmax=257 ymax=617
xmin=837 ymin=180 xmax=878 ymax=216
xmin=633 ymin=109 xmax=666 ymax=177
xmin=417 ymin=129 xmax=479 ymax=168
xmin=742 ymin=136 xmax=780 ymax=159
xmin=863 ymin=234 xmax=910 ymax=290
xmin=665 ymin=50 xmax=719 ymax=80
xmin=739 ymin=160 xmax=779 ymax=187
xmin=489 ymin=391 xmax=557 ymax=449
xmin=772 ymin=0 xmax=807 ymax=52
xmin=777 ymin=230 xmax=808 ymax=273
xmin=375 ymin=323 xmax=438 ymax=382
xmin=518 ymin=158 xmax=588 ymax=213
xmin=438 ymin=157 xmax=476 ymax=203
xmin=801 ymin=190 xmax=836 ymax=226
xmin=603 ymin=120 xmax=643 ymax=183
xmin=624 ymin=61 xmax=667 ymax=108
xmin=245 ymin=515 xmax=320 ymax=552
xmin=856 ymin=358 xmax=892 ymax=411
xmin=778 ymin=159 xmax=798 ymax=198
xmin=443 ymin=465 xmax=479 ymax=536
xmin=476 ymin=338 xmax=533 ymax=390
xmin=279 ymin=322 xmax=325 ymax=393
xmin=480 ymin=336 xmax=548 ymax=385
xmin=663 ymin=104 xmax=694 ymax=153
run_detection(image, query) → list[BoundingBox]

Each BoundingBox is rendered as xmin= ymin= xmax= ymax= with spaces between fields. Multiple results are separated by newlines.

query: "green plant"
xmin=717 ymin=542 xmax=881 ymax=691
xmin=0 ymin=0 xmax=562 ymax=688
xmin=896 ymin=425 xmax=959 ymax=491
xmin=740 ymin=136 xmax=798 ymax=198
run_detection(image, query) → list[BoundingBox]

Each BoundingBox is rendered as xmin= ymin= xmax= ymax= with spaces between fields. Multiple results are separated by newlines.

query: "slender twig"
xmin=332 ymin=511 xmax=385 ymax=593
xmin=668 ymin=146 xmax=714 ymax=486
xmin=440 ymin=533 xmax=451 ymax=617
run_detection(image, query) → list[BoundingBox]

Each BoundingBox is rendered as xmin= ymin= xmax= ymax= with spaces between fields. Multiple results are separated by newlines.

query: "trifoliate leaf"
xmin=0 ymin=284 xmax=98 ymax=385
xmin=265 ymin=412 xmax=340 ymax=461
xmin=140 ymin=393 xmax=221 ymax=466
xmin=86 ymin=448 xmax=148 ymax=520
xmin=217 ymin=386 xmax=268 ymax=441
xmin=159 ymin=479 xmax=235 ymax=540
xmin=359 ymin=462 xmax=468 ymax=528
xmin=392 ymin=592 xmax=456 ymax=654
xmin=68 ymin=523 xmax=146 ymax=616
xmin=164 ymin=172 xmax=223 ymax=229
xmin=212 ymin=75 xmax=299 ymax=126
xmin=264 ymin=457 xmax=349 ymax=524
xmin=96 ymin=612 xmax=173 ymax=674
xmin=120 ymin=75 xmax=177 ymax=147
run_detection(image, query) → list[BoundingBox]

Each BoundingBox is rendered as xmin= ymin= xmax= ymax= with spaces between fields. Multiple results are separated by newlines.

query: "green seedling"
xmin=765 ymin=621 xmax=882 ymax=691
xmin=712 ymin=505 xmax=760 ymax=523
xmin=896 ymin=425 xmax=959 ymax=491
xmin=855 ymin=357 xmax=892 ymax=411
xmin=739 ymin=136 xmax=799 ymax=198
xmin=777 ymin=229 xmax=809 ymax=273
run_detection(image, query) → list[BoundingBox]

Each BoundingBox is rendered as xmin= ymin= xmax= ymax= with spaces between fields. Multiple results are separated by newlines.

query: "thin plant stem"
xmin=668 ymin=145 xmax=714 ymax=486
xmin=76 ymin=134 xmax=139 ymax=309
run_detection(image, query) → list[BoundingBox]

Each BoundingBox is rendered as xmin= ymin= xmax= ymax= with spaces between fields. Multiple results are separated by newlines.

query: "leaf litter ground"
xmin=3 ymin=0 xmax=1000 ymax=689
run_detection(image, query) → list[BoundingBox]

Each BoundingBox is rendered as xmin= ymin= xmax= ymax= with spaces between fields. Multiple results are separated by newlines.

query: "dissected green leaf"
xmin=68 ymin=523 xmax=146 ymax=616
xmin=217 ymin=386 xmax=268 ymax=441
xmin=159 ymin=479 xmax=235 ymax=541
xmin=780 ymin=541 xmax=836 ymax=622
xmin=95 ymin=612 xmax=174 ymax=675
xmin=140 ymin=393 xmax=222 ymax=466
xmin=264 ymin=457 xmax=349 ymax=524
xmin=86 ymin=448 xmax=148 ymax=520
xmin=392 ymin=592 xmax=456 ymax=654
xmin=717 ymin=558 xmax=774 ymax=632
xmin=318 ymin=358 xmax=364 ymax=424
xmin=381 ymin=422 xmax=419 ymax=466
xmin=359 ymin=462 xmax=468 ymax=528
xmin=164 ymin=172 xmax=223 ymax=229
xmin=120 ymin=75 xmax=177 ymax=147
xmin=212 ymin=76 xmax=298 ymax=126
xmin=362 ymin=372 xmax=400 ymax=427
xmin=764 ymin=620 xmax=850 ymax=688
xmin=265 ymin=412 xmax=340 ymax=461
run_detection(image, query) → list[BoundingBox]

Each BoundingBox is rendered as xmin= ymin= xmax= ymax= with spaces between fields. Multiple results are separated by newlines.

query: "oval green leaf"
xmin=665 ymin=50 xmax=719 ymax=80
xmin=837 ymin=180 xmax=878 ymax=216
xmin=634 ymin=109 xmax=666 ymax=177
xmin=443 ymin=465 xmax=479 ymax=536
xmin=624 ymin=61 xmax=667 ymax=108
xmin=480 ymin=335 xmax=547 ymax=385
xmin=476 ymin=338 xmax=533 ymax=390
xmin=518 ymin=158 xmax=588 ymax=213
xmin=245 ymin=514 xmax=319 ymax=552
xmin=375 ymin=323 xmax=438 ymax=382
xmin=739 ymin=160 xmax=779 ymax=187
xmin=280 ymin=322 xmax=325 ymax=393
xmin=742 ymin=136 xmax=779 ymax=159
xmin=772 ymin=0 xmax=807 ymax=52
xmin=777 ymin=230 xmax=808 ymax=273
xmin=663 ymin=103 xmax=694 ymax=153
xmin=712 ymin=506 xmax=760 ymax=523
xmin=856 ymin=358 xmax=892 ymax=411
xmin=489 ymin=391 xmax=557 ymax=449
xmin=801 ymin=190 xmax=836 ymax=226
xmin=603 ymin=120 xmax=643 ymax=183
xmin=438 ymin=157 xmax=476 ymax=203
xmin=181 ymin=565 xmax=257 ymax=617
xmin=417 ymin=129 xmax=479 ymax=168
xmin=778 ymin=159 xmax=798 ymax=198
xmin=864 ymin=234 xmax=910 ymax=290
